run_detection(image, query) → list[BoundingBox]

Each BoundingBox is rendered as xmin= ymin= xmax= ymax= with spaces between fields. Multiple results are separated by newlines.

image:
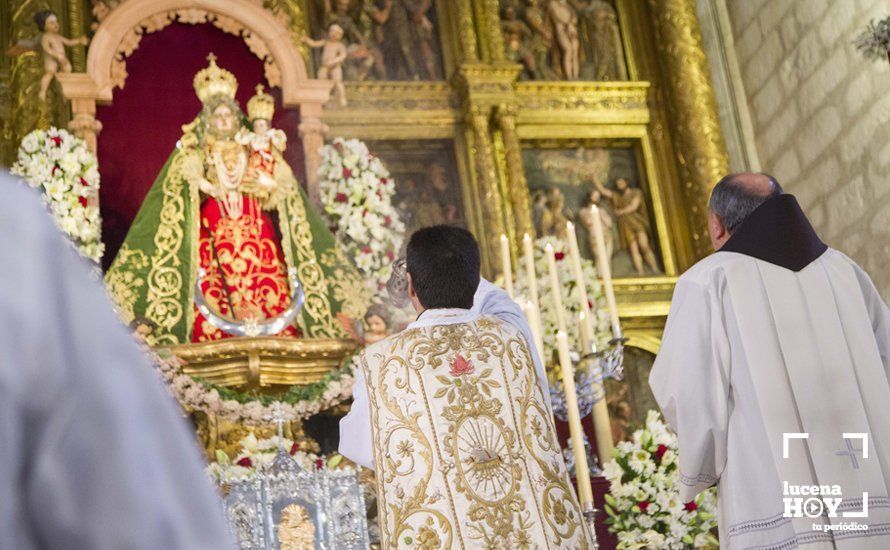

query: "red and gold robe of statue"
xmin=192 ymin=194 xmax=300 ymax=342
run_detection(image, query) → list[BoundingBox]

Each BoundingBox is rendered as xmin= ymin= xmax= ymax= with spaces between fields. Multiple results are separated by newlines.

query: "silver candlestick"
xmin=582 ymin=501 xmax=600 ymax=549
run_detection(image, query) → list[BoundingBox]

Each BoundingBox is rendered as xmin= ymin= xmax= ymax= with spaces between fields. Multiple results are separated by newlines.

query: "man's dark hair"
xmin=709 ymin=173 xmax=783 ymax=232
xmin=406 ymin=225 xmax=480 ymax=310
xmin=34 ymin=10 xmax=54 ymax=32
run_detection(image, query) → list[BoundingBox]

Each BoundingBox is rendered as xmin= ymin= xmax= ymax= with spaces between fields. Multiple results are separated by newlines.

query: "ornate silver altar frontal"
xmin=220 ymin=453 xmax=370 ymax=550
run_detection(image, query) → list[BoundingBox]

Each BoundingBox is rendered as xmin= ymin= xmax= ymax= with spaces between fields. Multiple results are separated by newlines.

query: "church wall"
xmin=725 ymin=0 xmax=890 ymax=297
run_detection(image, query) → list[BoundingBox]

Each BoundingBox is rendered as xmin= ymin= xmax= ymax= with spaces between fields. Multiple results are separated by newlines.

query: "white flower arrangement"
xmin=150 ymin=347 xmax=357 ymax=425
xmin=511 ymin=235 xmax=610 ymax=379
xmin=318 ymin=137 xmax=405 ymax=292
xmin=603 ymin=410 xmax=719 ymax=549
xmin=205 ymin=432 xmax=323 ymax=483
xmin=11 ymin=128 xmax=104 ymax=263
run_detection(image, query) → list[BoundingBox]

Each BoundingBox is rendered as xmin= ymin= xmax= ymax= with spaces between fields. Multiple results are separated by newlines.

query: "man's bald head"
xmin=708 ymin=172 xmax=783 ymax=249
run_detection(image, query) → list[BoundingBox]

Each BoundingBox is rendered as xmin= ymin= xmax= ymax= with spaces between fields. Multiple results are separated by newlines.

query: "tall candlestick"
xmin=566 ymin=221 xmax=597 ymax=352
xmin=500 ymin=234 xmax=513 ymax=298
xmin=590 ymin=205 xmax=621 ymax=338
xmin=525 ymin=299 xmax=546 ymax=365
xmin=578 ymin=311 xmax=592 ymax=354
xmin=522 ymin=233 xmax=540 ymax=312
xmin=544 ymin=243 xmax=567 ymax=333
xmin=556 ymin=331 xmax=594 ymax=505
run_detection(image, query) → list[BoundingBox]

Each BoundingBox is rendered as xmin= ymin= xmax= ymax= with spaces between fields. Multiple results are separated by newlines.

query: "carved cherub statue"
xmin=236 ymin=84 xmax=287 ymax=193
xmin=35 ymin=10 xmax=88 ymax=101
xmin=6 ymin=10 xmax=89 ymax=102
xmin=302 ymin=24 xmax=348 ymax=107
xmin=277 ymin=503 xmax=315 ymax=549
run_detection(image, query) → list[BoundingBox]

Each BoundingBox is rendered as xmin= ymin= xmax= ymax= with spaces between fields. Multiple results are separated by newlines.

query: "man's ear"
xmin=407 ymin=272 xmax=417 ymax=300
xmin=709 ymin=211 xmax=729 ymax=250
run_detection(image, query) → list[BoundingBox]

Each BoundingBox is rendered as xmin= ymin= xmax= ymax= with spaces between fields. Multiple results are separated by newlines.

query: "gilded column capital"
xmin=648 ymin=0 xmax=730 ymax=258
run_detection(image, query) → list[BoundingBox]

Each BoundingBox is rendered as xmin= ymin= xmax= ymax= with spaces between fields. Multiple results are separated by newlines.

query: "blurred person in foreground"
xmin=340 ymin=225 xmax=592 ymax=548
xmin=650 ymin=173 xmax=890 ymax=549
xmin=0 ymin=172 xmax=232 ymax=548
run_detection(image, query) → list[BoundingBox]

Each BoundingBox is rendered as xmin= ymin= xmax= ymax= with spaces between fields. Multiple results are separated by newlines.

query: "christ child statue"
xmin=236 ymin=85 xmax=287 ymax=196
xmin=34 ymin=10 xmax=89 ymax=101
xmin=302 ymin=24 xmax=348 ymax=107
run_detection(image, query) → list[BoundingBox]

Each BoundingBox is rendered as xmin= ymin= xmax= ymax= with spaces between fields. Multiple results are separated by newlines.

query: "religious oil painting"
xmin=523 ymin=142 xmax=664 ymax=278
xmin=499 ymin=0 xmax=628 ymax=81
xmin=366 ymin=139 xmax=466 ymax=236
xmin=307 ymin=0 xmax=446 ymax=81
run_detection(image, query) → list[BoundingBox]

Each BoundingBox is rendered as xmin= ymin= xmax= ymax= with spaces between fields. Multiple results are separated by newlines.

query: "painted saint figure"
xmin=593 ymin=175 xmax=660 ymax=275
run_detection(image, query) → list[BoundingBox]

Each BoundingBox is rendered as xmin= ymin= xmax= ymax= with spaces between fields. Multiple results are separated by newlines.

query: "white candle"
xmin=500 ymin=234 xmax=513 ymax=298
xmin=544 ymin=243 xmax=567 ymax=333
xmin=590 ymin=205 xmax=621 ymax=338
xmin=556 ymin=331 xmax=594 ymax=505
xmin=566 ymin=221 xmax=597 ymax=352
xmin=525 ymin=299 xmax=546 ymax=365
xmin=522 ymin=233 xmax=540 ymax=313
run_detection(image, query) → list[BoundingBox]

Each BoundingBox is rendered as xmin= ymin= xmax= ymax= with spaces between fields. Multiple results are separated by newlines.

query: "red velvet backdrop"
xmin=97 ymin=23 xmax=304 ymax=269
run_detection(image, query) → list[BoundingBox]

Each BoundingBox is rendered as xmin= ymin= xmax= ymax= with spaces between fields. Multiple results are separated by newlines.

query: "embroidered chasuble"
xmin=650 ymin=195 xmax=890 ymax=549
xmin=359 ymin=313 xmax=592 ymax=549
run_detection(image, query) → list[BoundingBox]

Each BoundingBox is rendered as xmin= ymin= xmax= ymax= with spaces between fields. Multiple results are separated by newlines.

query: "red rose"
xmin=386 ymin=250 xmax=395 ymax=260
xmin=449 ymin=354 xmax=475 ymax=377
xmin=290 ymin=442 xmax=300 ymax=456
xmin=655 ymin=444 xmax=668 ymax=459
xmin=361 ymin=245 xmax=372 ymax=254
xmin=315 ymin=458 xmax=324 ymax=470
xmin=343 ymin=167 xmax=352 ymax=179
xmin=78 ymin=196 xmax=88 ymax=207
xmin=380 ymin=177 xmax=388 ymax=185
xmin=684 ymin=501 xmax=698 ymax=512
xmin=236 ymin=457 xmax=253 ymax=468
xmin=335 ymin=192 xmax=348 ymax=203
xmin=333 ymin=141 xmax=342 ymax=150
xmin=638 ymin=501 xmax=650 ymax=512
xmin=555 ymin=252 xmax=566 ymax=261
xmin=80 ymin=177 xmax=88 ymax=187
xmin=50 ymin=135 xmax=62 ymax=146
xmin=384 ymin=216 xmax=392 ymax=227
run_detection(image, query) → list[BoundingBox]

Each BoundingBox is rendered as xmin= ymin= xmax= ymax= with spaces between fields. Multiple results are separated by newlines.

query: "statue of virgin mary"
xmin=105 ymin=56 xmax=368 ymax=345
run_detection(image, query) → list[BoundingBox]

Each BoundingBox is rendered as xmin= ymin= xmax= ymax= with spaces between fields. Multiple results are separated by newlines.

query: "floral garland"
xmin=206 ymin=433 xmax=324 ymax=483
xmin=603 ymin=410 xmax=719 ymax=549
xmin=11 ymin=128 xmax=104 ymax=263
xmin=511 ymin=235 xmax=611 ymax=380
xmin=318 ymin=137 xmax=405 ymax=292
xmin=151 ymin=347 xmax=357 ymax=425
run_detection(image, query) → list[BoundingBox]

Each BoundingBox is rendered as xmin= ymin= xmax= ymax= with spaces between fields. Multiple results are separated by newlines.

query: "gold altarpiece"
xmin=0 ymin=0 xmax=728 ymax=447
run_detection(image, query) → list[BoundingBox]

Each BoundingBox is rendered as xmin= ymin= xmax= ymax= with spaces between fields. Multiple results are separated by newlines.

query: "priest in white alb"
xmin=650 ymin=173 xmax=890 ymax=549
xmin=340 ymin=225 xmax=592 ymax=548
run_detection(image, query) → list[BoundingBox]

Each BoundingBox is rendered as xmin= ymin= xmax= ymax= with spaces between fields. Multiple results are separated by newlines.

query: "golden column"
xmin=495 ymin=103 xmax=534 ymax=240
xmin=649 ymin=0 xmax=730 ymax=258
xmin=467 ymin=104 xmax=508 ymax=276
xmin=478 ymin=0 xmax=505 ymax=62
xmin=68 ymin=0 xmax=88 ymax=72
xmin=455 ymin=0 xmax=479 ymax=62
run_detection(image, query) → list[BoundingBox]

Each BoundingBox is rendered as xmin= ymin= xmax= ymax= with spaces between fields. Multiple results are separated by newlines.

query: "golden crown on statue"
xmin=247 ymin=84 xmax=275 ymax=121
xmin=193 ymin=53 xmax=238 ymax=103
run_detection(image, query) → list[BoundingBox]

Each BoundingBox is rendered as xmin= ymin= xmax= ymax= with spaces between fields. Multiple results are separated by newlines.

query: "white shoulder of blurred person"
xmin=0 ymin=173 xmax=232 ymax=549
